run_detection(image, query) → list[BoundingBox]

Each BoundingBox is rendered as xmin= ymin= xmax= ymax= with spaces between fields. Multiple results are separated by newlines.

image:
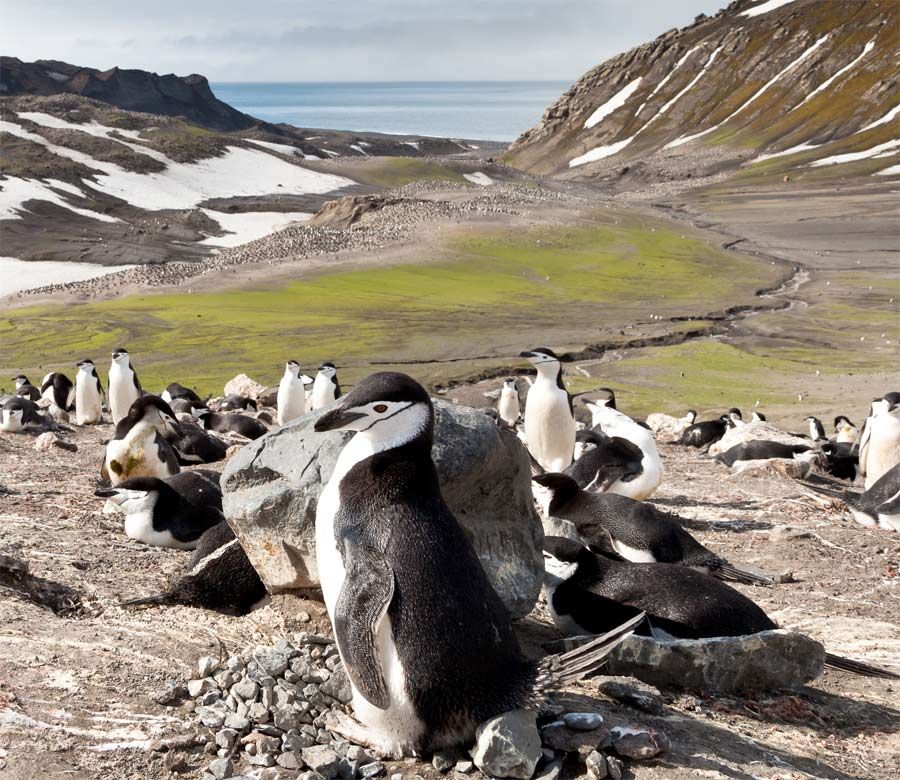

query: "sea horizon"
xmin=212 ymin=80 xmax=571 ymax=142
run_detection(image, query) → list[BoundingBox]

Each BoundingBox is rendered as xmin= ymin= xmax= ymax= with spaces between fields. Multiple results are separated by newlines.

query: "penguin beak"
xmin=519 ymin=350 xmax=535 ymax=359
xmin=314 ymin=406 xmax=366 ymax=432
xmin=94 ymin=487 xmax=121 ymax=500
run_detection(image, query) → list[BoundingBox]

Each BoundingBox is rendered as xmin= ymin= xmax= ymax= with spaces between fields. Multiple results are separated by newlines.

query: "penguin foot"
xmin=324 ymin=711 xmax=412 ymax=759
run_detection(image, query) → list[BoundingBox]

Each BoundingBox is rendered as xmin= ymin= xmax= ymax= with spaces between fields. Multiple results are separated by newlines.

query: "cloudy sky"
xmin=7 ymin=1 xmax=726 ymax=82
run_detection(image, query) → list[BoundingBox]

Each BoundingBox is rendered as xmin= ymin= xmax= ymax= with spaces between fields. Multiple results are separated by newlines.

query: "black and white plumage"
xmin=582 ymin=399 xmax=661 ymax=500
xmin=833 ymin=415 xmax=858 ymax=444
xmin=532 ymin=472 xmax=771 ymax=585
xmin=161 ymin=382 xmax=202 ymax=405
xmin=520 ymin=348 xmax=576 ymax=473
xmin=74 ymin=358 xmax=104 ymax=425
xmin=858 ymin=392 xmax=900 ymax=489
xmin=311 ymin=362 xmax=342 ymax=411
xmin=277 ymin=360 xmax=313 ymax=425
xmin=120 ymin=522 xmax=265 ymax=613
xmin=108 ymin=348 xmax=143 ymax=424
xmin=40 ymin=372 xmax=75 ymax=411
xmin=806 ymin=416 xmax=828 ymax=441
xmin=1 ymin=396 xmax=44 ymax=432
xmin=715 ymin=440 xmax=812 ymax=467
xmin=170 ymin=397 xmax=208 ymax=415
xmin=168 ymin=419 xmax=228 ymax=464
xmin=95 ymin=469 xmax=223 ymax=548
xmin=312 ymin=371 xmax=640 ymax=756
xmin=14 ymin=375 xmax=40 ymax=402
xmin=679 ymin=414 xmax=733 ymax=448
xmin=103 ymin=395 xmax=181 ymax=485
xmin=219 ymin=394 xmax=258 ymax=412
xmin=805 ymin=463 xmax=900 ymax=531
xmin=192 ymin=408 xmax=268 ymax=440
xmin=497 ymin=378 xmax=521 ymax=427
xmin=818 ymin=440 xmax=858 ymax=481
xmin=751 ymin=411 xmax=767 ymax=422
xmin=542 ymin=537 xmax=898 ymax=679
xmin=564 ymin=429 xmax=645 ymax=495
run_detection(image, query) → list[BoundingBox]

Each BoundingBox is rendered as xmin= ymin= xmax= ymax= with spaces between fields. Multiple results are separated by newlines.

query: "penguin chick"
xmin=564 ymin=430 xmax=645 ymax=497
xmin=543 ymin=537 xmax=899 ymax=679
xmin=192 ymin=408 xmax=267 ymax=440
xmin=14 ymin=375 xmax=40 ymax=401
xmin=119 ymin=522 xmax=265 ymax=613
xmin=104 ymin=396 xmax=181 ymax=485
xmin=95 ymin=472 xmax=222 ymax=548
xmin=311 ymin=362 xmax=342 ymax=410
xmin=312 ymin=370 xmax=642 ymax=757
xmin=533 ymin=473 xmax=772 ymax=585
xmin=804 ymin=463 xmax=900 ymax=531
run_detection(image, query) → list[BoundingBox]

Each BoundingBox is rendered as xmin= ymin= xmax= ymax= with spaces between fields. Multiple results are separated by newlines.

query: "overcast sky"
xmin=5 ymin=1 xmax=727 ymax=82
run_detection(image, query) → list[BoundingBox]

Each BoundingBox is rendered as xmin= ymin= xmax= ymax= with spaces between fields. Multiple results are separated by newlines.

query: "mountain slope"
xmin=505 ymin=0 xmax=898 ymax=185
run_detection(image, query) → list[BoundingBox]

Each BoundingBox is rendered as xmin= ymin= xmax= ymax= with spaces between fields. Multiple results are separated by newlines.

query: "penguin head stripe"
xmin=112 ymin=347 xmax=129 ymax=358
xmin=123 ymin=395 xmax=181 ymax=436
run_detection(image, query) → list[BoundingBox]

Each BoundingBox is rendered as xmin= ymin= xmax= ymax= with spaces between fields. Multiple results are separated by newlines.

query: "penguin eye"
xmin=373 ymin=404 xmax=388 ymax=414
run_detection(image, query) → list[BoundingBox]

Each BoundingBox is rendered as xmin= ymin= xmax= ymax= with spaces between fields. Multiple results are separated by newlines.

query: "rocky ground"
xmin=1 ymin=416 xmax=898 ymax=780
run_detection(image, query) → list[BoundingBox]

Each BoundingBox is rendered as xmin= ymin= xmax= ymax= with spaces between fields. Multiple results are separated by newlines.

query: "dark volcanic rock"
xmin=221 ymin=399 xmax=543 ymax=619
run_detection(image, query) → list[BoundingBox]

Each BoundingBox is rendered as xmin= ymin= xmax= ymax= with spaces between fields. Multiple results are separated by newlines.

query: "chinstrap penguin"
xmin=108 ymin=348 xmax=143 ymax=424
xmin=120 ymin=522 xmax=265 ymax=614
xmin=498 ymin=378 xmax=521 ymax=427
xmin=1 ymin=396 xmax=43 ymax=433
xmin=161 ymin=382 xmax=202 ymax=405
xmin=805 ymin=463 xmax=900 ymax=531
xmin=277 ymin=360 xmax=313 ymax=425
xmin=520 ymin=348 xmax=576 ymax=473
xmin=806 ymin=416 xmax=827 ymax=441
xmin=168 ymin=418 xmax=228 ymax=464
xmin=95 ymin=470 xmax=223 ymax=548
xmin=833 ymin=416 xmax=858 ymax=444
xmin=533 ymin=473 xmax=772 ymax=585
xmin=563 ymin=429 xmax=645 ymax=497
xmin=311 ymin=362 xmax=342 ymax=410
xmin=542 ymin=537 xmax=898 ymax=679
xmin=678 ymin=414 xmax=733 ymax=448
xmin=312 ymin=371 xmax=641 ymax=756
xmin=14 ymin=375 xmax=40 ymax=401
xmin=716 ymin=440 xmax=812 ymax=467
xmin=219 ymin=394 xmax=257 ymax=412
xmin=41 ymin=372 xmax=75 ymax=411
xmin=858 ymin=393 xmax=900 ymax=489
xmin=74 ymin=359 xmax=104 ymax=425
xmin=192 ymin=408 xmax=268 ymax=440
xmin=103 ymin=395 xmax=181 ymax=485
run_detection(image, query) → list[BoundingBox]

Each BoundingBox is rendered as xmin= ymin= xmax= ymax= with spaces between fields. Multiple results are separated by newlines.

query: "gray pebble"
xmin=208 ymin=757 xmax=234 ymax=779
xmin=562 ymin=712 xmax=604 ymax=731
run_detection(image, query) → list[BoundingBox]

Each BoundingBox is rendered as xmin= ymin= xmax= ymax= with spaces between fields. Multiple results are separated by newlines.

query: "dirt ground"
xmin=1 ymin=419 xmax=897 ymax=780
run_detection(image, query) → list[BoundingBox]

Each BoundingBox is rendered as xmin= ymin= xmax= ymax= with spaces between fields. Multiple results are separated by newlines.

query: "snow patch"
xmin=0 ymin=177 xmax=120 ymax=222
xmin=199 ymin=209 xmax=311 ymax=248
xmin=649 ymin=46 xmax=722 ymax=126
xmin=875 ymin=163 xmax=900 ymax=176
xmin=246 ymin=138 xmax=301 ymax=155
xmin=569 ymin=137 xmax=636 ymax=167
xmin=0 ymin=257 xmax=132 ymax=295
xmin=809 ymin=139 xmax=900 ymax=167
xmin=584 ymin=77 xmax=642 ymax=129
xmin=740 ymin=0 xmax=799 ymax=18
xmin=801 ymin=40 xmax=875 ymax=105
xmin=636 ymin=45 xmax=701 ymax=116
xmin=753 ymin=142 xmax=821 ymax=163
xmin=665 ymin=35 xmax=828 ymax=149
xmin=463 ymin=171 xmax=493 ymax=186
xmin=858 ymin=104 xmax=900 ymax=134
xmin=349 ymin=144 xmax=369 ymax=156
xmin=403 ymin=141 xmax=420 ymax=149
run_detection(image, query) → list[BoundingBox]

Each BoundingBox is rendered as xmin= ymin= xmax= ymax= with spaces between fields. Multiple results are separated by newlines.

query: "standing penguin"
xmin=312 ymin=371 xmax=641 ymax=756
xmin=498 ymin=378 xmax=521 ymax=427
xmin=311 ymin=362 xmax=342 ymax=410
xmin=74 ymin=359 xmax=104 ymax=425
xmin=41 ymin=372 xmax=75 ymax=411
xmin=108 ymin=348 xmax=142 ymax=424
xmin=277 ymin=360 xmax=312 ymax=425
xmin=103 ymin=396 xmax=181 ymax=485
xmin=520 ymin=348 xmax=576 ymax=472
xmin=859 ymin=393 xmax=900 ymax=489
xmin=833 ymin=416 xmax=858 ymax=443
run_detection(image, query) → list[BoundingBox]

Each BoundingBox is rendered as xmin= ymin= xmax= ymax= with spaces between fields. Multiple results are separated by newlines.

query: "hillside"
xmin=505 ymin=0 xmax=899 ymax=188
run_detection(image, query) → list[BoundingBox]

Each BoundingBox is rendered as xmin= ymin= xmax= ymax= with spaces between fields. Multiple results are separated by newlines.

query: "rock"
xmin=199 ymin=656 xmax=220 ymax=677
xmin=254 ymin=647 xmax=289 ymax=677
xmin=472 ymin=710 xmax=542 ymax=780
xmin=33 ymin=432 xmax=77 ymax=452
xmin=585 ymin=751 xmax=607 ymax=780
xmin=432 ymin=750 xmax=458 ymax=772
xmin=301 ymin=745 xmax=341 ymax=779
xmin=359 ymin=761 xmax=386 ymax=778
xmin=277 ymin=752 xmax=305 ymax=770
xmin=222 ymin=400 xmax=543 ymax=618
xmin=189 ymin=678 xmax=218 ymax=697
xmin=152 ymin=680 xmax=187 ymax=706
xmin=605 ymin=755 xmax=624 ymax=780
xmin=224 ymin=374 xmax=268 ymax=401
xmin=561 ymin=712 xmax=603 ymax=731
xmin=597 ymin=678 xmax=664 ymax=714
xmin=605 ymin=630 xmax=825 ymax=693
xmin=215 ymin=729 xmax=239 ymax=751
xmin=769 ymin=524 xmax=811 ymax=542
xmin=610 ymin=727 xmax=669 ymax=760
xmin=709 ymin=422 xmax=809 ymax=457
xmin=233 ymin=678 xmax=259 ymax=701
xmin=321 ymin=667 xmax=353 ymax=704
xmin=209 ymin=757 xmax=234 ymax=779
xmin=540 ymin=721 xmax=611 ymax=753
xmin=198 ymin=702 xmax=229 ymax=728
xmin=454 ymin=761 xmax=474 ymax=774
xmin=309 ymin=194 xmax=402 ymax=229
xmin=534 ymin=758 xmax=562 ymax=780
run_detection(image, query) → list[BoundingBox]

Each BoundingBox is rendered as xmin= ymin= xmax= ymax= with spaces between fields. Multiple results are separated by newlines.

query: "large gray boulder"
xmin=221 ymin=400 xmax=543 ymax=619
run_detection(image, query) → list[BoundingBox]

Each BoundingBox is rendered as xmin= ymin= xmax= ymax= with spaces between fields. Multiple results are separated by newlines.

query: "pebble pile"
xmin=175 ymin=632 xmax=669 ymax=780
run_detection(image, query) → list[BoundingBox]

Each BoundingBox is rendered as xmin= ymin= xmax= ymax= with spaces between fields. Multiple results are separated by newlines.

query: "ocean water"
xmin=212 ymin=81 xmax=570 ymax=142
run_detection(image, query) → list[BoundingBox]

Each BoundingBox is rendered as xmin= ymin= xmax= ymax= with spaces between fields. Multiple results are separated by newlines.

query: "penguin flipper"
xmin=334 ymin=542 xmax=395 ymax=710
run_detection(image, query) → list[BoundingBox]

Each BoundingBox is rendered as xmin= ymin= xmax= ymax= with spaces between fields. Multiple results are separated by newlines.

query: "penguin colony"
xmin=4 ymin=344 xmax=900 ymax=757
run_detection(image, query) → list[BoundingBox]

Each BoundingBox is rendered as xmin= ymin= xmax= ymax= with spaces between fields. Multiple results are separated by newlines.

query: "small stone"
xmin=200 ymin=690 xmax=223 ymax=706
xmin=248 ymin=702 xmax=270 ymax=722
xmin=540 ymin=721 xmax=611 ymax=753
xmin=224 ymin=713 xmax=251 ymax=731
xmin=197 ymin=702 xmax=228 ymax=728
xmin=277 ymin=752 xmax=305 ymax=770
xmin=261 ymin=687 xmax=275 ymax=709
xmin=226 ymin=656 xmax=244 ymax=673
xmin=611 ymin=727 xmax=669 ymax=760
xmin=534 ymin=758 xmax=562 ymax=780
xmin=199 ymin=656 xmax=220 ymax=677
xmin=33 ymin=432 xmax=77 ymax=452
xmin=562 ymin=712 xmax=603 ymax=731
xmin=454 ymin=761 xmax=474 ymax=774
xmin=209 ymin=758 xmax=234 ymax=779
xmin=472 ymin=710 xmax=541 ymax=780
xmin=359 ymin=761 xmax=386 ymax=778
xmin=188 ymin=678 xmax=218 ymax=697
xmin=302 ymin=745 xmax=341 ymax=779
xmin=151 ymin=680 xmax=186 ymax=706
xmin=432 ymin=751 xmax=456 ymax=773
xmin=598 ymin=678 xmax=664 ymax=714
xmin=606 ymin=755 xmax=624 ymax=780
xmin=249 ymin=752 xmax=276 ymax=767
xmin=321 ymin=668 xmax=353 ymax=704
xmin=284 ymin=732 xmax=316 ymax=751
xmin=585 ymin=751 xmax=608 ymax=780
xmin=215 ymin=729 xmax=239 ymax=751
xmin=233 ymin=678 xmax=259 ymax=701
